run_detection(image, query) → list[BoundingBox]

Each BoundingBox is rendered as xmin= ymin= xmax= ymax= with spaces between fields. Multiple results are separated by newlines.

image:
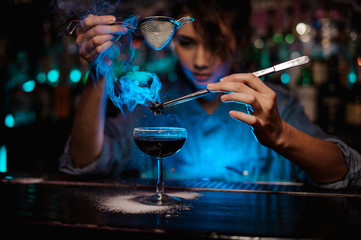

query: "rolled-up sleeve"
xmin=307 ymin=138 xmax=361 ymax=189
xmin=58 ymin=115 xmax=131 ymax=176
xmin=273 ymin=83 xmax=361 ymax=189
xmin=58 ymin=135 xmax=116 ymax=175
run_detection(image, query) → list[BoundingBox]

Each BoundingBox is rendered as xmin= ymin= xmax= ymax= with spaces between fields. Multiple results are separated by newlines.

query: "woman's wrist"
xmin=270 ymin=120 xmax=292 ymax=153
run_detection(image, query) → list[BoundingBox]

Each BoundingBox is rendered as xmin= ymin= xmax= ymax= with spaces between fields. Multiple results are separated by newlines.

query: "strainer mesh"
xmin=139 ymin=20 xmax=175 ymax=50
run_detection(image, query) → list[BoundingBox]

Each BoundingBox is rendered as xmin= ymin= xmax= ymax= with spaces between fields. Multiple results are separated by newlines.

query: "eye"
xmin=176 ymin=36 xmax=196 ymax=48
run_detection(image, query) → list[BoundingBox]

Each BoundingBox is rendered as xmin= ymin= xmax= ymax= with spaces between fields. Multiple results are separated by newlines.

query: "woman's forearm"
xmin=70 ymin=75 xmax=107 ymax=168
xmin=274 ymin=121 xmax=348 ymax=184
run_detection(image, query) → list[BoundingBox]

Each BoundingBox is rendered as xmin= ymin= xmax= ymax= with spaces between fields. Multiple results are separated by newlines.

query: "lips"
xmin=192 ymin=72 xmax=212 ymax=81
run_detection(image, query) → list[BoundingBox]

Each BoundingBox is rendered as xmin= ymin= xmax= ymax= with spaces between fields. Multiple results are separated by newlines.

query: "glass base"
xmin=136 ymin=193 xmax=182 ymax=206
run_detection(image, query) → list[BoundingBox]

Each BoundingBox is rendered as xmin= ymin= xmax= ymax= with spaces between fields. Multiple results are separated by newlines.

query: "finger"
xmin=79 ymin=14 xmax=116 ymax=32
xmin=207 ymin=81 xmax=255 ymax=94
xmin=83 ymin=41 xmax=113 ymax=63
xmin=220 ymin=73 xmax=268 ymax=92
xmin=229 ymin=110 xmax=257 ymax=126
xmin=79 ymin=15 xmax=129 ymax=38
xmin=83 ymin=25 xmax=127 ymax=41
xmin=221 ymin=92 xmax=256 ymax=106
xmin=83 ymin=34 xmax=114 ymax=54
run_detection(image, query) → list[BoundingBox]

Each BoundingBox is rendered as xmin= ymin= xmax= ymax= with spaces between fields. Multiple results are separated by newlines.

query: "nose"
xmin=193 ymin=45 xmax=209 ymax=70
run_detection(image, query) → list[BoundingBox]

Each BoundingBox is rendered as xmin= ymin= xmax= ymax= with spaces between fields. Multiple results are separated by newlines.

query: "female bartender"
xmin=59 ymin=0 xmax=361 ymax=188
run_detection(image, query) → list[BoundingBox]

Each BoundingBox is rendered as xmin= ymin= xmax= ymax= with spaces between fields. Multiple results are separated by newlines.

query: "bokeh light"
xmin=47 ymin=69 xmax=59 ymax=83
xmin=22 ymin=80 xmax=35 ymax=92
xmin=69 ymin=69 xmax=82 ymax=83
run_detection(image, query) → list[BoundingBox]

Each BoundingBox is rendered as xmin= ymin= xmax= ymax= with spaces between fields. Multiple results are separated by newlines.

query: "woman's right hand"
xmin=75 ymin=14 xmax=129 ymax=64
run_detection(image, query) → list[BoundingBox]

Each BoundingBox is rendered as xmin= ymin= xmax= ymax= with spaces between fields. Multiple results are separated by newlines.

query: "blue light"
xmin=37 ymin=72 xmax=46 ymax=83
xmin=69 ymin=69 xmax=82 ymax=83
xmin=280 ymin=73 xmax=290 ymax=85
xmin=47 ymin=69 xmax=59 ymax=83
xmin=4 ymin=114 xmax=15 ymax=127
xmin=0 ymin=145 xmax=7 ymax=173
xmin=145 ymin=56 xmax=176 ymax=73
xmin=348 ymin=70 xmax=357 ymax=84
xmin=126 ymin=71 xmax=152 ymax=82
xmin=22 ymin=80 xmax=35 ymax=92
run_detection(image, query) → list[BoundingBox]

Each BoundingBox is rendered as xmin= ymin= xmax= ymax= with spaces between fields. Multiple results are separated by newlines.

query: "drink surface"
xmin=134 ymin=136 xmax=186 ymax=157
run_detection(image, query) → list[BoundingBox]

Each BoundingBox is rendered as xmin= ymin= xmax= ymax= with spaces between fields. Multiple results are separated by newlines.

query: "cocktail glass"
xmin=133 ymin=127 xmax=187 ymax=205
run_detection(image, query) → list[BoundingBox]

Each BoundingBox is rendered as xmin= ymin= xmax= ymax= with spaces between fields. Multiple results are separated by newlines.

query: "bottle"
xmin=296 ymin=66 xmax=318 ymax=122
xmin=345 ymin=75 xmax=361 ymax=127
xmin=312 ymin=58 xmax=328 ymax=87
xmin=317 ymin=56 xmax=345 ymax=133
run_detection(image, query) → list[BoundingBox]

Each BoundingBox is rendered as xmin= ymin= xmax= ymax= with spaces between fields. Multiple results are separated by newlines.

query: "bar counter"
xmin=1 ymin=174 xmax=361 ymax=239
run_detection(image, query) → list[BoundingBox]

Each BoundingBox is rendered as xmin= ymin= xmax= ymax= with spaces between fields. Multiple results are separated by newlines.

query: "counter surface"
xmin=1 ymin=175 xmax=361 ymax=238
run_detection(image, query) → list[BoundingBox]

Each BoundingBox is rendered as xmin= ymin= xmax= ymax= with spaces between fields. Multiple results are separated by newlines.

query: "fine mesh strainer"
xmin=65 ymin=16 xmax=194 ymax=50
xmin=139 ymin=16 xmax=194 ymax=50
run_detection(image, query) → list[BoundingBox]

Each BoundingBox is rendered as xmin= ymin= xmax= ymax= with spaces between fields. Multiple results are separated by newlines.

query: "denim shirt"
xmin=59 ymin=80 xmax=361 ymax=189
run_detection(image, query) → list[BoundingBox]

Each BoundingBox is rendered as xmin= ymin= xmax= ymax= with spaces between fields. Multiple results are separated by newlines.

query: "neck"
xmin=197 ymin=93 xmax=222 ymax=115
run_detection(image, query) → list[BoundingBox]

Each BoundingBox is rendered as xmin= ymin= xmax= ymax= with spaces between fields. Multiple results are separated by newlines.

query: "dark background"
xmin=1 ymin=0 xmax=361 ymax=174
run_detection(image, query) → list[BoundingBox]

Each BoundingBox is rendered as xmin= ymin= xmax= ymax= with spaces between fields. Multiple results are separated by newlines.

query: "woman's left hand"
xmin=207 ymin=73 xmax=289 ymax=149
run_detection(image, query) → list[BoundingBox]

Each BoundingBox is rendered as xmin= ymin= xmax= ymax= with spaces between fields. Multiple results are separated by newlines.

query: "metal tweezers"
xmin=150 ymin=56 xmax=310 ymax=113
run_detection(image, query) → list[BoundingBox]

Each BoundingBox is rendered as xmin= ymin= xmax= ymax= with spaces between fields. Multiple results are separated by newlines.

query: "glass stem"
xmin=156 ymin=157 xmax=164 ymax=196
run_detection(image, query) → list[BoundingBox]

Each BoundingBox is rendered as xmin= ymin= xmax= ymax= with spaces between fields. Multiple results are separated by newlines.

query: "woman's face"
xmin=174 ymin=20 xmax=237 ymax=90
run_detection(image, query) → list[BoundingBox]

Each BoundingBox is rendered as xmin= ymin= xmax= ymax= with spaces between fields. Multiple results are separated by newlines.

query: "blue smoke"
xmin=106 ymin=71 xmax=161 ymax=115
xmin=55 ymin=0 xmax=162 ymax=114
xmin=91 ymin=15 xmax=162 ymax=115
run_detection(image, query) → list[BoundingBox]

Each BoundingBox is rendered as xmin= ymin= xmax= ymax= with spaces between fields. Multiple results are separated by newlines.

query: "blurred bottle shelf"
xmin=1 ymin=0 xmax=361 ymax=174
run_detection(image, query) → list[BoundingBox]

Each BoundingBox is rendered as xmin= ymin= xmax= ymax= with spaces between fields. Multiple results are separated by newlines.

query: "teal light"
xmin=126 ymin=71 xmax=152 ymax=83
xmin=0 ymin=145 xmax=6 ymax=173
xmin=69 ymin=69 xmax=82 ymax=83
xmin=37 ymin=72 xmax=46 ymax=83
xmin=22 ymin=80 xmax=35 ymax=92
xmin=280 ymin=73 xmax=290 ymax=85
xmin=47 ymin=69 xmax=59 ymax=83
xmin=4 ymin=114 xmax=15 ymax=128
xmin=348 ymin=70 xmax=357 ymax=85
xmin=145 ymin=56 xmax=176 ymax=73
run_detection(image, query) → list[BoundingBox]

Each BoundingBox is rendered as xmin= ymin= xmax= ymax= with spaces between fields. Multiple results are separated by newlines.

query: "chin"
xmin=194 ymin=79 xmax=217 ymax=89
xmin=193 ymin=84 xmax=207 ymax=90
xmin=189 ymin=79 xmax=209 ymax=89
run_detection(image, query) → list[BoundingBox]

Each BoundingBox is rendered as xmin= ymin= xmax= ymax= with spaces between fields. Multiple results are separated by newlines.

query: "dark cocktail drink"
xmin=134 ymin=137 xmax=186 ymax=157
xmin=133 ymin=127 xmax=187 ymax=205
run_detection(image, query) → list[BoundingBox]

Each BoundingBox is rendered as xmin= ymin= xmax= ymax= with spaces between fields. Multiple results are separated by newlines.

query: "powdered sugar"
xmin=97 ymin=191 xmax=202 ymax=214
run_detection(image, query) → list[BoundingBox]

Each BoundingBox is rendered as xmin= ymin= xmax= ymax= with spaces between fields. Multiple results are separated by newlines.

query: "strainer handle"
xmin=174 ymin=17 xmax=195 ymax=29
